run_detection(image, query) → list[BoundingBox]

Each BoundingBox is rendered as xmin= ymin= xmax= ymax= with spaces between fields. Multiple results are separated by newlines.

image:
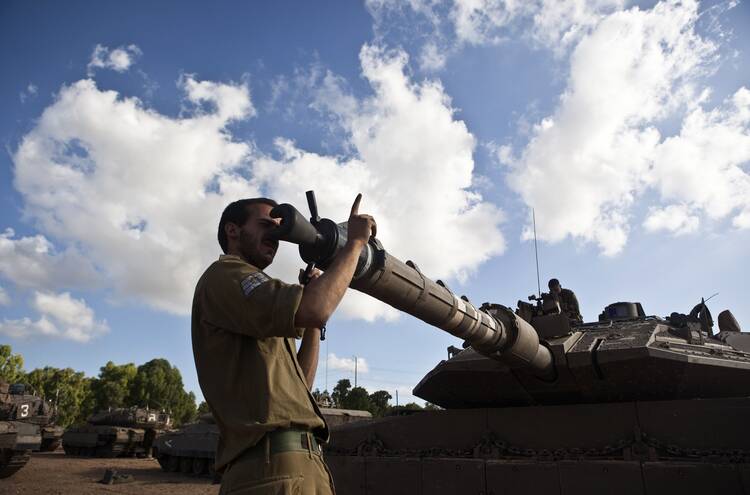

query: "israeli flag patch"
xmin=241 ymin=272 xmax=270 ymax=296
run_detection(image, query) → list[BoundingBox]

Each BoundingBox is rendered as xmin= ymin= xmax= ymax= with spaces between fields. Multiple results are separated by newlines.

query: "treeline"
xmin=0 ymin=345 xmax=196 ymax=427
xmin=313 ymin=379 xmax=439 ymax=417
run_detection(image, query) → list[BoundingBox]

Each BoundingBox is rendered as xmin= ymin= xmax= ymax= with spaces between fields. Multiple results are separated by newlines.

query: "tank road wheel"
xmin=167 ymin=455 xmax=180 ymax=472
xmin=192 ymin=457 xmax=207 ymax=476
xmin=180 ymin=456 xmax=192 ymax=474
xmin=156 ymin=455 xmax=170 ymax=471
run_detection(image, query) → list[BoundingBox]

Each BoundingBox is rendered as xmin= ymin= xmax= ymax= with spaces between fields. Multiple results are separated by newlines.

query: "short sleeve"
xmin=196 ymin=258 xmax=305 ymax=339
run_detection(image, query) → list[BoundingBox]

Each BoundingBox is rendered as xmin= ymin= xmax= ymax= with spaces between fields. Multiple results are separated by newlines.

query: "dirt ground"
xmin=0 ymin=450 xmax=220 ymax=495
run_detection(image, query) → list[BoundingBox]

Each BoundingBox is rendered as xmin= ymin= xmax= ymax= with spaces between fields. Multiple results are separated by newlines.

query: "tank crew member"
xmin=548 ymin=278 xmax=583 ymax=324
xmin=192 ymin=194 xmax=376 ymax=495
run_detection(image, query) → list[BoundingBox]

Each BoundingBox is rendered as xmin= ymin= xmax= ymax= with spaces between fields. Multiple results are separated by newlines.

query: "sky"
xmin=1 ymin=0 xmax=749 ymax=406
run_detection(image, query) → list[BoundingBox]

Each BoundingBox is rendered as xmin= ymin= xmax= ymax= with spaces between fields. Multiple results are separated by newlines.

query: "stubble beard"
xmin=239 ymin=230 xmax=273 ymax=270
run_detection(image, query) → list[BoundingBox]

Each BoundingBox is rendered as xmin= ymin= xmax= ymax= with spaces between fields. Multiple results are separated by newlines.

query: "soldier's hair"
xmin=218 ymin=198 xmax=278 ymax=253
xmin=548 ymin=278 xmax=560 ymax=289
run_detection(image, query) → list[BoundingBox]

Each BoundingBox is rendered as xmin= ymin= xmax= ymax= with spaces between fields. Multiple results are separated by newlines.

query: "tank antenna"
xmin=533 ymin=208 xmax=541 ymax=298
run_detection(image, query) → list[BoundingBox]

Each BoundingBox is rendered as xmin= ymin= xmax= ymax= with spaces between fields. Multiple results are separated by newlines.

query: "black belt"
xmin=240 ymin=429 xmax=323 ymax=460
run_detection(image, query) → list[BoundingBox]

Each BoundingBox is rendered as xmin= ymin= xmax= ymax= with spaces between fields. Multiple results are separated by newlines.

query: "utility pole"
xmin=396 ymin=389 xmax=399 ymax=407
xmin=353 ymin=355 xmax=358 ymax=388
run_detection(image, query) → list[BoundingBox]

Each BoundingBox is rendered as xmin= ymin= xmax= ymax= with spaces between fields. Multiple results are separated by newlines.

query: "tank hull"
xmin=153 ymin=421 xmax=219 ymax=477
xmin=0 ymin=421 xmax=41 ymax=478
xmin=325 ymin=397 xmax=750 ymax=494
xmin=62 ymin=425 xmax=157 ymax=457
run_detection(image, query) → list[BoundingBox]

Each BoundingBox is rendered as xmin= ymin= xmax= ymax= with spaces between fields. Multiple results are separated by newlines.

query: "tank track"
xmin=0 ymin=448 xmax=31 ymax=479
xmin=62 ymin=443 xmax=129 ymax=457
xmin=156 ymin=454 xmax=216 ymax=478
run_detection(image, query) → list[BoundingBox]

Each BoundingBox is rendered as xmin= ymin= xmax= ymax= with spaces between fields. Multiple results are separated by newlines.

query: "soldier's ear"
xmin=225 ymin=222 xmax=239 ymax=239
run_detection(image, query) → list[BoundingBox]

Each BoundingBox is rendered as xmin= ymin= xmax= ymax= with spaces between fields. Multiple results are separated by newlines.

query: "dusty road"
xmin=0 ymin=451 xmax=220 ymax=495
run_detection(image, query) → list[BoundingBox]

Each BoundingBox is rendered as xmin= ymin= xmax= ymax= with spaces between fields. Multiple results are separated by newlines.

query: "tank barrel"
xmin=270 ymin=194 xmax=554 ymax=379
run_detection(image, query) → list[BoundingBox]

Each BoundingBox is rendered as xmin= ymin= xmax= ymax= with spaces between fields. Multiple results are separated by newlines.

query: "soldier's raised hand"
xmin=347 ymin=193 xmax=376 ymax=246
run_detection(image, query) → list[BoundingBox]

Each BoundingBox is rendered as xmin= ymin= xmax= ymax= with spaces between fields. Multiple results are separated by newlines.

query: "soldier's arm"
xmin=294 ymin=194 xmax=375 ymax=329
xmin=296 ymin=268 xmax=322 ymax=389
xmin=296 ymin=328 xmax=320 ymax=390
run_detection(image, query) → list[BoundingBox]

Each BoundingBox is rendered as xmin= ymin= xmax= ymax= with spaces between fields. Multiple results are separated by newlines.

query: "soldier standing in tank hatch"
xmin=548 ymin=278 xmax=583 ymax=324
xmin=192 ymin=194 xmax=376 ymax=495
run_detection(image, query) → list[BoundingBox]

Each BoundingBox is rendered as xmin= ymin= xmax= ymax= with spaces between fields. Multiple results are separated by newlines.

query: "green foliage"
xmin=24 ymin=366 xmax=94 ymax=427
xmin=367 ymin=390 xmax=392 ymax=417
xmin=342 ymin=386 xmax=370 ymax=411
xmin=127 ymin=359 xmax=196 ymax=426
xmin=197 ymin=400 xmax=211 ymax=415
xmin=0 ymin=344 xmax=25 ymax=384
xmin=91 ymin=361 xmax=137 ymax=410
xmin=331 ymin=379 xmax=351 ymax=408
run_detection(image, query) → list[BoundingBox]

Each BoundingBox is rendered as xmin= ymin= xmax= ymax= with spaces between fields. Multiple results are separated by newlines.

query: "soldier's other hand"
xmin=347 ymin=193 xmax=377 ymax=246
xmin=299 ymin=267 xmax=321 ymax=285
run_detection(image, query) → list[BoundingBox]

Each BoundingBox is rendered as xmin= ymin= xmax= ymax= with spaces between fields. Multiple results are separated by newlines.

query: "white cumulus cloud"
xmin=12 ymin=45 xmax=502 ymax=322
xmin=256 ymin=45 xmax=505 ymax=320
xmin=643 ymin=204 xmax=700 ymax=235
xmin=506 ymin=0 xmax=724 ymax=256
xmin=12 ymin=77 xmax=258 ymax=314
xmin=0 ymin=291 xmax=108 ymax=343
xmin=325 ymin=353 xmax=369 ymax=374
xmin=0 ymin=229 xmax=100 ymax=291
xmin=87 ymin=44 xmax=142 ymax=75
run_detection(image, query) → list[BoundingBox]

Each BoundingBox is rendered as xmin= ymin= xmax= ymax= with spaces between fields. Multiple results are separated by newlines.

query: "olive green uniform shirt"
xmin=558 ymin=288 xmax=582 ymax=323
xmin=192 ymin=255 xmax=328 ymax=472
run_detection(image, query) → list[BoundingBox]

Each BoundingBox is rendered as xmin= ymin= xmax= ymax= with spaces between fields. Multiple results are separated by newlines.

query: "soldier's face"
xmin=237 ymin=204 xmax=280 ymax=269
xmin=550 ymin=284 xmax=561 ymax=295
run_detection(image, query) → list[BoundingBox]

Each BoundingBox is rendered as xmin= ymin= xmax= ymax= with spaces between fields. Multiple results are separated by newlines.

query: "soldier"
xmin=548 ymin=278 xmax=583 ymax=324
xmin=192 ymin=194 xmax=376 ymax=495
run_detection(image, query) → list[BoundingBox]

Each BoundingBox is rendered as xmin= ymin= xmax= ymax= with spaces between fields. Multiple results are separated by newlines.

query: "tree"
xmin=127 ymin=359 xmax=196 ymax=426
xmin=342 ymin=386 xmax=371 ymax=411
xmin=24 ymin=366 xmax=95 ymax=427
xmin=0 ymin=345 xmax=25 ymax=384
xmin=368 ymin=390 xmax=392 ymax=417
xmin=91 ymin=361 xmax=136 ymax=411
xmin=331 ymin=379 xmax=351 ymax=408
xmin=197 ymin=401 xmax=211 ymax=416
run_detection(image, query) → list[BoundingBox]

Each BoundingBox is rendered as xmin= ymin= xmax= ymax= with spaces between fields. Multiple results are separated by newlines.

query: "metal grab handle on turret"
xmin=269 ymin=191 xmax=555 ymax=379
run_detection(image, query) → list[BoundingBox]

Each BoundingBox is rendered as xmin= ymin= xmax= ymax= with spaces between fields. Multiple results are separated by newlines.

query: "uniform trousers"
xmin=220 ymin=447 xmax=335 ymax=495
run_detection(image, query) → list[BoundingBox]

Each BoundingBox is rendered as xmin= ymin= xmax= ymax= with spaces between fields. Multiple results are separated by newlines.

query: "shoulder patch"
xmin=240 ymin=272 xmax=270 ymax=296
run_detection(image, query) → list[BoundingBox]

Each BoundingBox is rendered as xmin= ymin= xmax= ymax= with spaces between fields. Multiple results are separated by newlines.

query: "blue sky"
xmin=1 ymin=0 xmax=749 ymax=405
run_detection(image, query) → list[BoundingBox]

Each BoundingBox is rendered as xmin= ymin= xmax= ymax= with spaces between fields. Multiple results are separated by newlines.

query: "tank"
xmin=152 ymin=408 xmax=373 ymax=478
xmin=40 ymin=425 xmax=65 ymax=452
xmin=0 ymin=382 xmax=52 ymax=478
xmin=62 ymin=407 xmax=171 ymax=458
xmin=269 ymin=192 xmax=750 ymax=495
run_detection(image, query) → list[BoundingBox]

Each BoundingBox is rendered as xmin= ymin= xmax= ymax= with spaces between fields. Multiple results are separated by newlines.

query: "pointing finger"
xmin=350 ymin=193 xmax=362 ymax=217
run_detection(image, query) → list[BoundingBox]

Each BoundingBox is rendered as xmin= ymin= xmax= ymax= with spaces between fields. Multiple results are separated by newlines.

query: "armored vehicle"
xmin=153 ymin=408 xmax=372 ymax=478
xmin=0 ymin=382 xmax=51 ymax=477
xmin=40 ymin=425 xmax=64 ymax=452
xmin=269 ymin=192 xmax=750 ymax=495
xmin=62 ymin=407 xmax=171 ymax=458
xmin=153 ymin=413 xmax=218 ymax=477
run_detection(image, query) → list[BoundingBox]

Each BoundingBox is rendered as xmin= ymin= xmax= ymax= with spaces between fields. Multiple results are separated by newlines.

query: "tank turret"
xmin=271 ymin=192 xmax=750 ymax=495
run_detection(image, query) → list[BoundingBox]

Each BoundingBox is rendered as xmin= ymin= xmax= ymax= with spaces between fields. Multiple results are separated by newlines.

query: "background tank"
xmin=0 ymin=382 xmax=51 ymax=478
xmin=153 ymin=408 xmax=372 ymax=478
xmin=270 ymin=194 xmax=750 ymax=495
xmin=62 ymin=407 xmax=171 ymax=458
xmin=153 ymin=413 xmax=218 ymax=477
